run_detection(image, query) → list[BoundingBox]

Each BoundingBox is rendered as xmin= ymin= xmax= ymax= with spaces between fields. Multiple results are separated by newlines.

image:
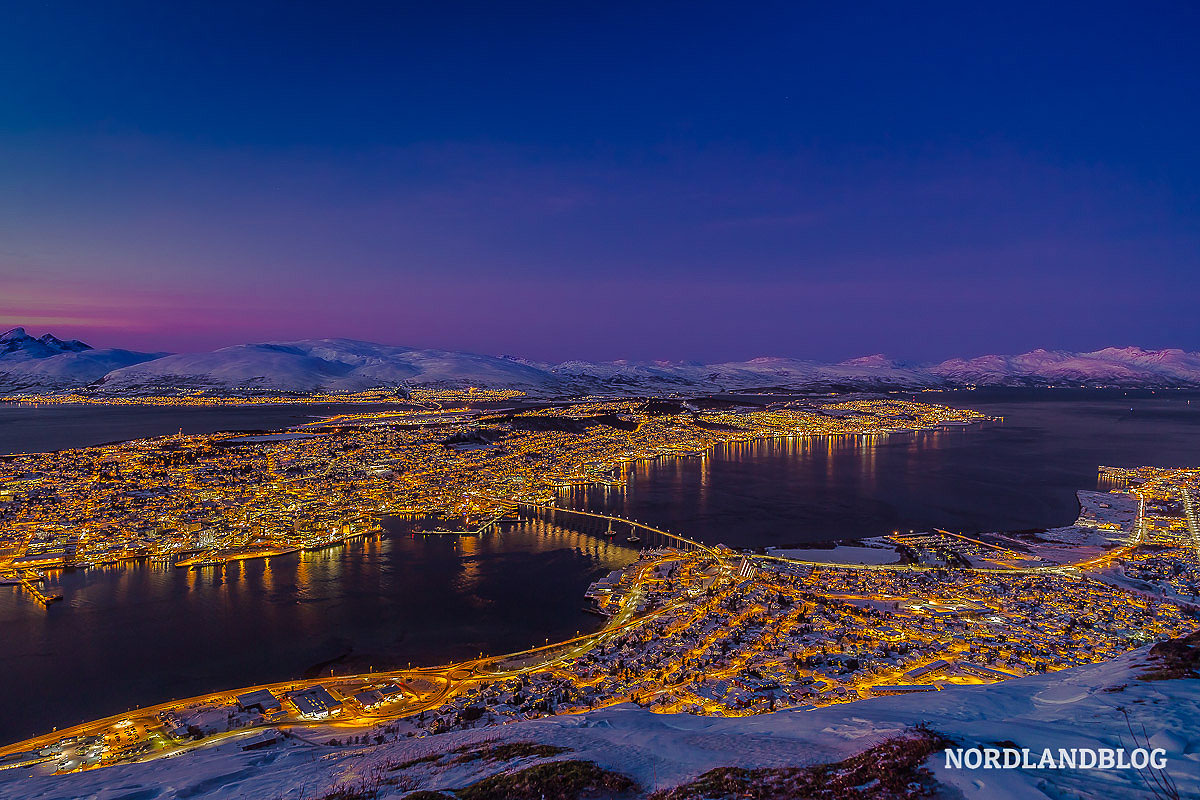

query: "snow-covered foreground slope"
xmin=4 ymin=327 xmax=1200 ymax=396
xmin=4 ymin=645 xmax=1196 ymax=799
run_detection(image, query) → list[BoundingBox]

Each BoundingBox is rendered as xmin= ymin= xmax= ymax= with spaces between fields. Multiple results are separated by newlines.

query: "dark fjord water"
xmin=1 ymin=390 xmax=1198 ymax=743
xmin=0 ymin=401 xmax=416 ymax=455
xmin=570 ymin=390 xmax=1200 ymax=546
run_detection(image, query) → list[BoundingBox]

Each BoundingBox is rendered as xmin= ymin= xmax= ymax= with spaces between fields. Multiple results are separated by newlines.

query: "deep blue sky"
xmin=1 ymin=1 xmax=1197 ymax=362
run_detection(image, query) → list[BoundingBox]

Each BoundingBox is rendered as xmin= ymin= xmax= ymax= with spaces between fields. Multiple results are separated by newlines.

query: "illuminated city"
xmin=3 ymin=387 xmax=1200 ymax=790
xmin=0 ymin=397 xmax=985 ymax=579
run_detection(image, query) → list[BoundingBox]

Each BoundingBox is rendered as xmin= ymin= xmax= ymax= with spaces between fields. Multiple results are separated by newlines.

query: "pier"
xmin=425 ymin=510 xmax=511 ymax=535
xmin=17 ymin=572 xmax=61 ymax=605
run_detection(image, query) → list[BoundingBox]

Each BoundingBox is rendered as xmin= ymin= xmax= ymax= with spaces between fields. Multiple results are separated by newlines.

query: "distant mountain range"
xmin=2 ymin=326 xmax=1199 ymax=396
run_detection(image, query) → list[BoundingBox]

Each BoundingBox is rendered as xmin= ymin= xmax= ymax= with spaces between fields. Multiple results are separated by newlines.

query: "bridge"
xmin=1182 ymin=489 xmax=1200 ymax=564
xmin=513 ymin=500 xmax=722 ymax=561
xmin=491 ymin=497 xmax=1074 ymax=576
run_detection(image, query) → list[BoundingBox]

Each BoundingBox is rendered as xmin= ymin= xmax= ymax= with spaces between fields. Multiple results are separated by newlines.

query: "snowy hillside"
xmin=93 ymin=338 xmax=556 ymax=395
xmin=3 ymin=327 xmax=1200 ymax=396
xmin=931 ymin=346 xmax=1200 ymax=387
xmin=3 ymin=640 xmax=1196 ymax=799
xmin=0 ymin=328 xmax=163 ymax=394
xmin=0 ymin=327 xmax=90 ymax=360
xmin=551 ymin=355 xmax=942 ymax=393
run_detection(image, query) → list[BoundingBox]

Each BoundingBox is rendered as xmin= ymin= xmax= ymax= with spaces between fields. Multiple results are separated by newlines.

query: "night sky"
xmin=1 ymin=1 xmax=1197 ymax=362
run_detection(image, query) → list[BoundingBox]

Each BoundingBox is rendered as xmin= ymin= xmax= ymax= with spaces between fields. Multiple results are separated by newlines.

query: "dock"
xmin=18 ymin=572 xmax=61 ymax=605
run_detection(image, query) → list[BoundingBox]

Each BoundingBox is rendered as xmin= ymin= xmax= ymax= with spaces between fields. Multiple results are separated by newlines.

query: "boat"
xmin=626 ymin=534 xmax=640 ymax=543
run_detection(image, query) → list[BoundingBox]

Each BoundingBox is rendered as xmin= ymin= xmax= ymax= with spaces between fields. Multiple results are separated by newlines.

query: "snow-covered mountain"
xmin=0 ymin=327 xmax=90 ymax=360
xmin=552 ymin=348 xmax=1200 ymax=392
xmin=931 ymin=346 xmax=1200 ymax=387
xmin=2 ymin=328 xmax=1199 ymax=396
xmin=549 ymin=354 xmax=943 ymax=394
xmin=0 ymin=328 xmax=164 ymax=394
xmin=92 ymin=338 xmax=556 ymax=395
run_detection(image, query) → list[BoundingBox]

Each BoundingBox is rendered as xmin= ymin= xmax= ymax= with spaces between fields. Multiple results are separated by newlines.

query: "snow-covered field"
xmin=4 ymin=644 xmax=1196 ymax=799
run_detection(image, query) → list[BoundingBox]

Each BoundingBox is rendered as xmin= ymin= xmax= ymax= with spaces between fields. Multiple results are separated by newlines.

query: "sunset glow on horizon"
xmin=2 ymin=2 xmax=1197 ymax=361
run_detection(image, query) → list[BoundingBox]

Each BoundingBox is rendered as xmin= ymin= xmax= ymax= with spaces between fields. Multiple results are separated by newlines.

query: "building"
xmin=235 ymin=689 xmax=282 ymax=715
xmin=288 ymin=686 xmax=343 ymax=719
xmin=958 ymin=663 xmax=1019 ymax=681
xmin=353 ymin=682 xmax=406 ymax=710
xmin=903 ymin=659 xmax=950 ymax=681
xmin=354 ymin=689 xmax=384 ymax=709
xmin=240 ymin=733 xmax=279 ymax=751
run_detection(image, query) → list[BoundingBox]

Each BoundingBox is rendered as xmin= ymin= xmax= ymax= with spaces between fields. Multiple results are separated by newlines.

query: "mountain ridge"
xmin=2 ymin=329 xmax=1199 ymax=396
xmin=0 ymin=328 xmax=166 ymax=393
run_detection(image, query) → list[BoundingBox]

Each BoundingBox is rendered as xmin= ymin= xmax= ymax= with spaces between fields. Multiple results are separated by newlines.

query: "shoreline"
xmin=2 ymin=466 xmax=1192 ymax=767
xmin=1 ymin=407 xmax=995 ymax=581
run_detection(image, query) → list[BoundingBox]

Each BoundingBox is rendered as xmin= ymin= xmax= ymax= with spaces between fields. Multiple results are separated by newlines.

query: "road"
xmin=0 ymin=546 xmax=724 ymax=773
xmin=3 ymin=483 xmax=1175 ymax=773
xmin=759 ymin=498 xmax=1155 ymax=578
